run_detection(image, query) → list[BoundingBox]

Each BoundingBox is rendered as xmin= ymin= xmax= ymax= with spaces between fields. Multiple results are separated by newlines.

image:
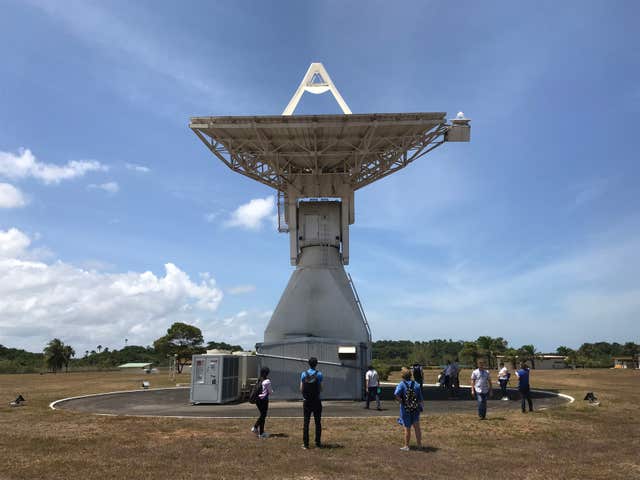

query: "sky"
xmin=0 ymin=0 xmax=638 ymax=354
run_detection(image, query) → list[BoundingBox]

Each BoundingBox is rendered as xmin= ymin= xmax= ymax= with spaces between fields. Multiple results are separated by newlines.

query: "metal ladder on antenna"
xmin=347 ymin=272 xmax=372 ymax=342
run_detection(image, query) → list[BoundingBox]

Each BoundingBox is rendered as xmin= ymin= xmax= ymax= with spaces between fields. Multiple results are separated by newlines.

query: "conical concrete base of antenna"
xmin=257 ymin=246 xmax=371 ymax=400
xmin=264 ymin=246 xmax=369 ymax=343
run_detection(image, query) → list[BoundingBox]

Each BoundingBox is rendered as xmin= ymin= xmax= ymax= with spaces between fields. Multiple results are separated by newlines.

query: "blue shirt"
xmin=394 ymin=380 xmax=423 ymax=415
xmin=516 ymin=368 xmax=530 ymax=389
xmin=300 ymin=368 xmax=323 ymax=384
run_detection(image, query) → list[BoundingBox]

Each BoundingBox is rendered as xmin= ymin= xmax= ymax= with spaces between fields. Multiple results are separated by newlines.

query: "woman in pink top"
xmin=251 ymin=367 xmax=273 ymax=438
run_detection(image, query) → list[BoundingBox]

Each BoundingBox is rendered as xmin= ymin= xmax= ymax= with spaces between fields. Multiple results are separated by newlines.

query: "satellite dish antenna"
xmin=282 ymin=62 xmax=352 ymax=115
xmin=190 ymin=62 xmax=470 ymax=400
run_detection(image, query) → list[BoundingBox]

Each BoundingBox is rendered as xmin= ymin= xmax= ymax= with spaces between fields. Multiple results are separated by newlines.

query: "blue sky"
xmin=0 ymin=0 xmax=638 ymax=354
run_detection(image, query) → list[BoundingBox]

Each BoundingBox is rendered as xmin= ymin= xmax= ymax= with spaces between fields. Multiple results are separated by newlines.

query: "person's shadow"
xmin=266 ymin=433 xmax=289 ymax=438
xmin=413 ymin=446 xmax=439 ymax=453
xmin=317 ymin=443 xmax=344 ymax=449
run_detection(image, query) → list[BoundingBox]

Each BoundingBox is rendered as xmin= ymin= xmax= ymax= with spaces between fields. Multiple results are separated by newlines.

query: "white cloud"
xmin=226 ymin=196 xmax=275 ymax=230
xmin=0 ymin=228 xmax=31 ymax=258
xmin=88 ymin=181 xmax=119 ymax=194
xmin=0 ymin=148 xmax=107 ymax=185
xmin=0 ymin=183 xmax=27 ymax=208
xmin=204 ymin=310 xmax=260 ymax=348
xmin=0 ymin=227 xmax=224 ymax=353
xmin=125 ymin=163 xmax=150 ymax=173
xmin=227 ymin=284 xmax=256 ymax=295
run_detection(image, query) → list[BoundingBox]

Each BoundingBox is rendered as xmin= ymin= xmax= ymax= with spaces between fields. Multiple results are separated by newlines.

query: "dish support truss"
xmin=191 ymin=117 xmax=450 ymax=195
xmin=190 ymin=114 xmax=468 ymax=265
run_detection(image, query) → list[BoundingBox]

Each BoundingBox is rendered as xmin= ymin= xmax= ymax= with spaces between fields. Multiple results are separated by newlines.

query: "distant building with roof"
xmin=612 ymin=356 xmax=638 ymax=369
xmin=496 ymin=354 xmax=568 ymax=370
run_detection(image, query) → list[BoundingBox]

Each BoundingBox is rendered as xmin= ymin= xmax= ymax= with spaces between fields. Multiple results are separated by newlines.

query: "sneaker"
xmin=251 ymin=426 xmax=257 ymax=433
xmin=315 ymin=443 xmax=322 ymax=448
xmin=259 ymin=433 xmax=269 ymax=439
xmin=502 ymin=397 xmax=509 ymax=401
xmin=400 ymin=446 xmax=410 ymax=451
xmin=301 ymin=445 xmax=309 ymax=450
xmin=377 ymin=407 xmax=383 ymax=411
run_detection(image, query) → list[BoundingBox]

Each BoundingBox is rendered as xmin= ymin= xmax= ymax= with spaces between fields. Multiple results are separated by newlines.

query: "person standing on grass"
xmin=445 ymin=360 xmax=459 ymax=397
xmin=251 ymin=367 xmax=273 ymax=438
xmin=365 ymin=364 xmax=382 ymax=410
xmin=498 ymin=362 xmax=510 ymax=400
xmin=412 ymin=362 xmax=424 ymax=390
xmin=300 ymin=357 xmax=323 ymax=449
xmin=451 ymin=359 xmax=460 ymax=395
xmin=470 ymin=360 xmax=492 ymax=419
xmin=394 ymin=367 xmax=424 ymax=451
xmin=443 ymin=360 xmax=452 ymax=391
xmin=516 ymin=362 xmax=534 ymax=413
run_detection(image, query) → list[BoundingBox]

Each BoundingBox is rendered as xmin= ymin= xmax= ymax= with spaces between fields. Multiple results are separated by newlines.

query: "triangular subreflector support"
xmin=282 ymin=63 xmax=352 ymax=116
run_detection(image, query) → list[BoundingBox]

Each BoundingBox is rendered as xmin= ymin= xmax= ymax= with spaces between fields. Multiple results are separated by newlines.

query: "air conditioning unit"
xmin=190 ymin=353 xmax=258 ymax=404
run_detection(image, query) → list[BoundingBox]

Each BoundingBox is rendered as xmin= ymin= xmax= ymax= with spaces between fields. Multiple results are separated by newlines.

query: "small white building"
xmin=612 ymin=356 xmax=638 ymax=369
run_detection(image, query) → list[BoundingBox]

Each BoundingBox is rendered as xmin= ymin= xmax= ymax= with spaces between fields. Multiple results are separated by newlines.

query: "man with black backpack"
xmin=300 ymin=357 xmax=323 ymax=449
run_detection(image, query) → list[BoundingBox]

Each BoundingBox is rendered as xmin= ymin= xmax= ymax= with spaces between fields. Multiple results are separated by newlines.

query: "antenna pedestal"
xmin=258 ymin=245 xmax=371 ymax=399
xmin=258 ymin=201 xmax=371 ymax=399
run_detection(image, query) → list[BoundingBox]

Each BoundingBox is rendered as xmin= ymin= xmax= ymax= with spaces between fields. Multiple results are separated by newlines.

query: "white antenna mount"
xmin=282 ymin=62 xmax=352 ymax=116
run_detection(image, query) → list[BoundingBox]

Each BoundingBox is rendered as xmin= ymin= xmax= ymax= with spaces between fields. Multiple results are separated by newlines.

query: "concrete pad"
xmin=52 ymin=385 xmax=572 ymax=419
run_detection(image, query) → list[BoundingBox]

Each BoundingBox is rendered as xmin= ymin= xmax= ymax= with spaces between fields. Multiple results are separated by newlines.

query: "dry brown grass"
xmin=0 ymin=368 xmax=638 ymax=479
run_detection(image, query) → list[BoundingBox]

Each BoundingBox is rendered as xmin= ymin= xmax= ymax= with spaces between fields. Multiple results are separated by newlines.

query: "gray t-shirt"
xmin=471 ymin=368 xmax=491 ymax=394
xmin=365 ymin=369 xmax=379 ymax=387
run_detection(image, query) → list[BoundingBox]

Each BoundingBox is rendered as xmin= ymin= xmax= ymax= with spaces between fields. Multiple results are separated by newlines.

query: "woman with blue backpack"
xmin=394 ymin=367 xmax=424 ymax=451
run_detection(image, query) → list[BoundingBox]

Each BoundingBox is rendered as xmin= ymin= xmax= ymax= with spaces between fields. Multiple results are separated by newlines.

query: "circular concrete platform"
xmin=51 ymin=385 xmax=572 ymax=419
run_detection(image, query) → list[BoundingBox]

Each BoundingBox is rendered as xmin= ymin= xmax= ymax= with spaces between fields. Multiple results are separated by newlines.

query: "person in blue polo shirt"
xmin=516 ymin=361 xmax=534 ymax=413
xmin=300 ymin=357 xmax=323 ymax=449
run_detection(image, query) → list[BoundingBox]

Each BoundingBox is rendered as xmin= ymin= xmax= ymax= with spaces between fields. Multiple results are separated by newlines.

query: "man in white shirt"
xmin=498 ymin=362 xmax=510 ymax=400
xmin=365 ymin=365 xmax=381 ymax=410
xmin=471 ymin=360 xmax=492 ymax=420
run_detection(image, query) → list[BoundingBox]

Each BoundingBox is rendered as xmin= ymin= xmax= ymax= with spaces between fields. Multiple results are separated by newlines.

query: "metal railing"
xmin=347 ymin=272 xmax=372 ymax=342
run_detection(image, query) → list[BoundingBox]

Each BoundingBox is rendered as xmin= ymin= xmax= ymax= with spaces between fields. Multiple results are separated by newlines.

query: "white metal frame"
xmin=282 ymin=63 xmax=352 ymax=116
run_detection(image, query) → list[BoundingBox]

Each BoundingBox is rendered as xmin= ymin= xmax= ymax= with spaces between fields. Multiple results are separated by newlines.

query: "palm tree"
xmin=556 ymin=346 xmax=574 ymax=357
xmin=62 ymin=345 xmax=75 ymax=372
xmin=519 ymin=344 xmax=540 ymax=369
xmin=97 ymin=345 xmax=102 ymax=353
xmin=503 ymin=348 xmax=519 ymax=369
xmin=44 ymin=339 xmax=66 ymax=373
xmin=476 ymin=336 xmax=508 ymax=369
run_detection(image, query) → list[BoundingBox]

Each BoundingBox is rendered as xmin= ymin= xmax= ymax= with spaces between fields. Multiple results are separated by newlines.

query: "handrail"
xmin=347 ymin=272 xmax=372 ymax=342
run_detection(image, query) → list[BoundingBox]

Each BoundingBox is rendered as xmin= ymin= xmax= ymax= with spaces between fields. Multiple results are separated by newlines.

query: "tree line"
xmin=0 ymin=322 xmax=242 ymax=374
xmin=372 ymin=337 xmax=640 ymax=379
xmin=1 ymin=325 xmax=637 ymax=374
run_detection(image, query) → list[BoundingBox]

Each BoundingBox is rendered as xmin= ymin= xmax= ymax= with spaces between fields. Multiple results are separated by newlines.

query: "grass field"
xmin=1 ymin=368 xmax=638 ymax=480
